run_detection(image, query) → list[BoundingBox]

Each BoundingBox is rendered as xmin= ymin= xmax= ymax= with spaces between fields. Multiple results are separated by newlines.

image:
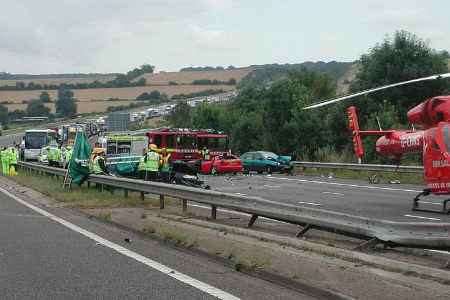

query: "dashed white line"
xmin=268 ymin=177 xmax=422 ymax=193
xmin=263 ymin=185 xmax=280 ymax=188
xmin=0 ymin=187 xmax=240 ymax=300
xmin=234 ymin=192 xmax=247 ymax=196
xmin=322 ymin=191 xmax=345 ymax=196
xmin=416 ymin=201 xmax=442 ymax=206
xmin=404 ymin=214 xmax=441 ymax=221
xmin=297 ymin=201 xmax=321 ymax=206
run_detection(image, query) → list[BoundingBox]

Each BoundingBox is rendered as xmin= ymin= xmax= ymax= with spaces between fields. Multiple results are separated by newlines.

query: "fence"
xmin=17 ymin=161 xmax=450 ymax=250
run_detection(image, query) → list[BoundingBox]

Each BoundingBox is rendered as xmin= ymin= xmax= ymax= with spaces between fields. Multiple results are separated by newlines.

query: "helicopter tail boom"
xmin=347 ymin=106 xmax=364 ymax=160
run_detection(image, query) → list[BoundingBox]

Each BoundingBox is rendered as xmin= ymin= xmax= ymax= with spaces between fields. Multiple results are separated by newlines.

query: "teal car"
xmin=240 ymin=151 xmax=292 ymax=174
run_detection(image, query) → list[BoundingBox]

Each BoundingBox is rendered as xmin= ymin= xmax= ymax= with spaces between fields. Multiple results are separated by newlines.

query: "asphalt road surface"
xmin=0 ymin=186 xmax=315 ymax=300
xmin=0 ymin=133 xmax=23 ymax=148
xmin=203 ymin=173 xmax=450 ymax=223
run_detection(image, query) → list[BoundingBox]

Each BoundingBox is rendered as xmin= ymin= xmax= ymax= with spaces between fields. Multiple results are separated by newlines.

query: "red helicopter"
xmin=303 ymin=72 xmax=450 ymax=214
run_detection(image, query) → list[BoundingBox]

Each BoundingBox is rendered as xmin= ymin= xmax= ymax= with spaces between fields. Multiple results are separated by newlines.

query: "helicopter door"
xmin=434 ymin=122 xmax=450 ymax=160
xmin=424 ymin=124 xmax=450 ymax=194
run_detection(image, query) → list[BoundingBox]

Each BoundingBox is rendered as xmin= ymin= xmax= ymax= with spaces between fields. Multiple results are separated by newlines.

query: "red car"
xmin=200 ymin=154 xmax=243 ymax=175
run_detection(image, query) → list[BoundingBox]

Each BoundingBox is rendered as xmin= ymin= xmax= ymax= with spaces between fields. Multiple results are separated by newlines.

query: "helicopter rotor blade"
xmin=303 ymin=72 xmax=450 ymax=110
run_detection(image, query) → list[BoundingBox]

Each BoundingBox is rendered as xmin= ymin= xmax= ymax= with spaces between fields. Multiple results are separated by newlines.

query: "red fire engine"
xmin=146 ymin=128 xmax=229 ymax=161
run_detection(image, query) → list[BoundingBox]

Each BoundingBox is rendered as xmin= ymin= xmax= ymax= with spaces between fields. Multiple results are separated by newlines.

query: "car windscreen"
xmin=25 ymin=133 xmax=48 ymax=149
xmin=260 ymin=152 xmax=278 ymax=159
xmin=198 ymin=136 xmax=228 ymax=151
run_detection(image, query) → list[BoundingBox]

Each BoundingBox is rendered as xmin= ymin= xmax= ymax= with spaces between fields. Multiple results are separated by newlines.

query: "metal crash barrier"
xmin=18 ymin=161 xmax=450 ymax=250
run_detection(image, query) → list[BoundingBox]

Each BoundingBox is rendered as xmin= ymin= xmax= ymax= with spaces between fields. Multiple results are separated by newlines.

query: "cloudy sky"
xmin=1 ymin=0 xmax=449 ymax=74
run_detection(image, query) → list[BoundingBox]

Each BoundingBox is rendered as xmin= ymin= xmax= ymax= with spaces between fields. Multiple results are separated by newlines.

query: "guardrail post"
xmin=159 ymin=195 xmax=165 ymax=209
xmin=211 ymin=205 xmax=217 ymax=220
xmin=140 ymin=192 xmax=145 ymax=201
xmin=182 ymin=199 xmax=187 ymax=212
xmin=124 ymin=189 xmax=128 ymax=198
xmin=87 ymin=181 xmax=90 ymax=188
xmin=296 ymin=224 xmax=312 ymax=237
xmin=248 ymin=214 xmax=258 ymax=227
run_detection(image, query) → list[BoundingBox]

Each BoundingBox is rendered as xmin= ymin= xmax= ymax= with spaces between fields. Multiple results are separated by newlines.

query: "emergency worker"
xmin=9 ymin=146 xmax=18 ymax=176
xmin=47 ymin=143 xmax=62 ymax=167
xmin=1 ymin=147 xmax=8 ymax=175
xmin=201 ymin=146 xmax=210 ymax=160
xmin=159 ymin=148 xmax=171 ymax=182
xmin=63 ymin=146 xmax=73 ymax=168
xmin=143 ymin=144 xmax=160 ymax=181
xmin=90 ymin=149 xmax=107 ymax=175
xmin=138 ymin=148 xmax=146 ymax=179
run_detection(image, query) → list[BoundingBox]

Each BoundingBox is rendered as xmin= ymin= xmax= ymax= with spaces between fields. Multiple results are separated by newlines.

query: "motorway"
xmin=0 ymin=132 xmax=23 ymax=148
xmin=0 ymin=185 xmax=314 ymax=299
xmin=203 ymin=173 xmax=450 ymax=223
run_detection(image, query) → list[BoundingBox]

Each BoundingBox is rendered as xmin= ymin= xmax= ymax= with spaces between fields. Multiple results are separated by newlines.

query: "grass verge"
xmin=10 ymin=171 xmax=160 ymax=208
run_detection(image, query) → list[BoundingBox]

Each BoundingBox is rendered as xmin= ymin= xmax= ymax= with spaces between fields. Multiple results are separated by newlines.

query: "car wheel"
xmin=243 ymin=168 xmax=249 ymax=175
xmin=266 ymin=166 xmax=272 ymax=174
xmin=211 ymin=166 xmax=218 ymax=175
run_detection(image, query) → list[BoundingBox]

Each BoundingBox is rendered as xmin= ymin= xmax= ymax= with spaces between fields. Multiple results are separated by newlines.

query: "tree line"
xmin=168 ymin=31 xmax=450 ymax=163
xmin=0 ymin=87 xmax=77 ymax=125
xmin=0 ymin=64 xmax=154 ymax=91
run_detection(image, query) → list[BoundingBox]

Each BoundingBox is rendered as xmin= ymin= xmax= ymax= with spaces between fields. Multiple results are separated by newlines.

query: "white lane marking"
xmin=404 ymin=214 xmax=441 ymax=221
xmin=416 ymin=201 xmax=442 ymax=205
xmin=297 ymin=201 xmax=321 ymax=206
xmin=426 ymin=249 xmax=450 ymax=255
xmin=263 ymin=185 xmax=280 ymax=188
xmin=188 ymin=203 xmax=288 ymax=224
xmin=234 ymin=192 xmax=247 ymax=196
xmin=268 ymin=177 xmax=421 ymax=193
xmin=0 ymin=187 xmax=240 ymax=300
xmin=322 ymin=191 xmax=344 ymax=196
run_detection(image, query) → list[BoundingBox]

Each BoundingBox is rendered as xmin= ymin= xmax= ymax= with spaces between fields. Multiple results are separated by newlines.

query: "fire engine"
xmin=147 ymin=128 xmax=229 ymax=161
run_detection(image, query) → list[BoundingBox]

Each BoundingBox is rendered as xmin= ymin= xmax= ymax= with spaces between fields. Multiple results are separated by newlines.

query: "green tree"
xmin=8 ymin=109 xmax=25 ymax=121
xmin=39 ymin=91 xmax=51 ymax=103
xmin=192 ymin=103 xmax=225 ymax=130
xmin=56 ymin=86 xmax=77 ymax=117
xmin=167 ymin=102 xmax=192 ymax=128
xmin=26 ymin=99 xmax=50 ymax=117
xmin=350 ymin=30 xmax=450 ymax=123
xmin=149 ymin=90 xmax=161 ymax=100
xmin=0 ymin=104 xmax=9 ymax=125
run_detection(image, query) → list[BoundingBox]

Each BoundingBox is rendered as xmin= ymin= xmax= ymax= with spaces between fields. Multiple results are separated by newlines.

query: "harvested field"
xmin=0 ymin=75 xmax=116 ymax=87
xmin=5 ymin=100 xmax=140 ymax=114
xmin=137 ymin=67 xmax=253 ymax=85
xmin=0 ymin=85 xmax=235 ymax=104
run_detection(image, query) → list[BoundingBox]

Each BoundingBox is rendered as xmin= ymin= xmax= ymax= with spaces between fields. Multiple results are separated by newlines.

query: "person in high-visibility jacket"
xmin=138 ymin=148 xmax=146 ymax=179
xmin=159 ymin=148 xmax=171 ymax=182
xmin=0 ymin=147 xmax=8 ymax=175
xmin=201 ymin=146 xmax=210 ymax=160
xmin=8 ymin=146 xmax=18 ymax=176
xmin=48 ymin=144 xmax=62 ymax=167
xmin=65 ymin=146 xmax=73 ymax=168
xmin=143 ymin=144 xmax=160 ymax=181
xmin=90 ymin=149 xmax=107 ymax=175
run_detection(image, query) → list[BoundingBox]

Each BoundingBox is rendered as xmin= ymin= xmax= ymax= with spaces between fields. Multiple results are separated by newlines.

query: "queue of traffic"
xmin=14 ymin=126 xmax=293 ymax=189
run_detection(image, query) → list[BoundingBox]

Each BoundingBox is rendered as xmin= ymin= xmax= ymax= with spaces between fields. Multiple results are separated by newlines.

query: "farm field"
xmin=136 ymin=67 xmax=253 ymax=85
xmin=5 ymin=100 xmax=141 ymax=114
xmin=0 ymin=84 xmax=235 ymax=104
xmin=0 ymin=74 xmax=116 ymax=87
